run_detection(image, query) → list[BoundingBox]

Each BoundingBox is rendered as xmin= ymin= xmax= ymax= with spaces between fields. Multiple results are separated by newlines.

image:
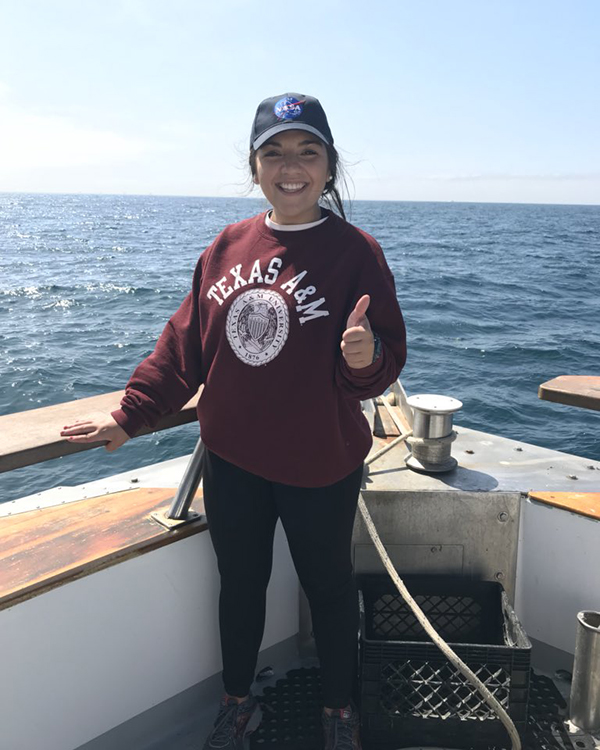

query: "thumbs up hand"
xmin=341 ymin=294 xmax=376 ymax=369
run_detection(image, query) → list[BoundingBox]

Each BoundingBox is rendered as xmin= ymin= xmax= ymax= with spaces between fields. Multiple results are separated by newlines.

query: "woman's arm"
xmin=335 ymin=246 xmax=407 ymax=400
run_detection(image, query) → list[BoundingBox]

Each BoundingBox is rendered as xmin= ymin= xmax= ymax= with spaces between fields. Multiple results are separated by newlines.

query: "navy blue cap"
xmin=250 ymin=93 xmax=334 ymax=150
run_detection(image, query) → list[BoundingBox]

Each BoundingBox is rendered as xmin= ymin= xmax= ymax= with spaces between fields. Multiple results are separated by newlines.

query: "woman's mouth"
xmin=278 ymin=183 xmax=307 ymax=194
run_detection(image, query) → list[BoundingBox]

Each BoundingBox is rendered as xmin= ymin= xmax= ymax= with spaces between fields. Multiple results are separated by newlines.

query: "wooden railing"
xmin=0 ymin=389 xmax=202 ymax=474
xmin=539 ymin=376 xmax=600 ymax=412
xmin=0 ymin=387 xmax=206 ymax=610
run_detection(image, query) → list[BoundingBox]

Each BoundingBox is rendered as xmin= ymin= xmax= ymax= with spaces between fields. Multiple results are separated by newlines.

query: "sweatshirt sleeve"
xmin=111 ymin=254 xmax=205 ymax=437
xmin=335 ymin=241 xmax=407 ymax=401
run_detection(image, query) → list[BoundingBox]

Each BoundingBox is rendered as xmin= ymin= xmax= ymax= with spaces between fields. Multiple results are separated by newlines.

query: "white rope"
xmin=365 ymin=430 xmax=413 ymax=465
xmin=361 ymin=402 xmax=522 ymax=750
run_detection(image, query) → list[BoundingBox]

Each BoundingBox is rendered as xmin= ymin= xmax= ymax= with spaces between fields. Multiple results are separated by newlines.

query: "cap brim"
xmin=252 ymin=123 xmax=330 ymax=150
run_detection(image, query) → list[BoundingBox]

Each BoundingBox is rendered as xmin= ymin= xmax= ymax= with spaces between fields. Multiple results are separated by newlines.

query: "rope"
xmin=361 ymin=404 xmax=522 ymax=750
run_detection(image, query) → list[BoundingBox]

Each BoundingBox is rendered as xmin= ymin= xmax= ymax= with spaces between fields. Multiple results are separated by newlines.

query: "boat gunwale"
xmin=1 ymin=387 xmax=598 ymax=616
xmin=0 ymin=486 xmax=208 ymax=612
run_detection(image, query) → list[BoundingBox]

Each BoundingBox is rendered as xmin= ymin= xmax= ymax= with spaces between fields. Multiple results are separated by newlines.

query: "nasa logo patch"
xmin=274 ymin=96 xmax=305 ymax=121
xmin=226 ymin=289 xmax=289 ymax=366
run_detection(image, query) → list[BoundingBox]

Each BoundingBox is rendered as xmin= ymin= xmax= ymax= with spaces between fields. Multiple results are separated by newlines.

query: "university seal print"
xmin=226 ymin=288 xmax=289 ymax=366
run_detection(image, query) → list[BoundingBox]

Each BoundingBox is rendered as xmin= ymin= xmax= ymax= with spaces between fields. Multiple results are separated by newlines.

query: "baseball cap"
xmin=250 ymin=93 xmax=334 ymax=150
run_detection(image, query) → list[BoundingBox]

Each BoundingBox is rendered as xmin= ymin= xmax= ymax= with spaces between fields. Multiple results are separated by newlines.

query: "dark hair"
xmin=248 ymin=141 xmax=348 ymax=221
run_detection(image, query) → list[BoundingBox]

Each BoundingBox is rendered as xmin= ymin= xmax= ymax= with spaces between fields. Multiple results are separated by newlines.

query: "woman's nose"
xmin=281 ymin=154 xmax=300 ymax=172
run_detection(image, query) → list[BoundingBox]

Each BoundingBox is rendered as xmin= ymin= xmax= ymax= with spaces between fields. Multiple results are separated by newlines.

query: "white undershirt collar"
xmin=265 ymin=211 xmax=329 ymax=232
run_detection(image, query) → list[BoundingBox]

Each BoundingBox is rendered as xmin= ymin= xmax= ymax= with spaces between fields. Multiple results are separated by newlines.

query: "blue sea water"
xmin=1 ymin=193 xmax=599 ymax=505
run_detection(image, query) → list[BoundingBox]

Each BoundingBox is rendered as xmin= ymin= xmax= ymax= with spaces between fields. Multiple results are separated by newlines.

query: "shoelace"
xmin=210 ymin=702 xmax=244 ymax=747
xmin=327 ymin=713 xmax=357 ymax=750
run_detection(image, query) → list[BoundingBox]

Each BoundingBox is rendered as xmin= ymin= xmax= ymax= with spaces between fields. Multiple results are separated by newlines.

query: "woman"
xmin=61 ymin=93 xmax=407 ymax=750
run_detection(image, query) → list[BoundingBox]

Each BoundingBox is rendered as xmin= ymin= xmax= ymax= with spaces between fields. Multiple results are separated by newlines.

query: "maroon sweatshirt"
xmin=112 ymin=210 xmax=407 ymax=487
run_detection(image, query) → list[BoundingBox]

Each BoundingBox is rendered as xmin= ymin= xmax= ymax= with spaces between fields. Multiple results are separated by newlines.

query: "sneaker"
xmin=322 ymin=703 xmax=362 ymax=750
xmin=202 ymin=694 xmax=262 ymax=749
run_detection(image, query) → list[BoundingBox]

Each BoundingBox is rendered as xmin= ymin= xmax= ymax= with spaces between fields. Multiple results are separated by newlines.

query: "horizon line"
xmin=0 ymin=190 xmax=599 ymax=209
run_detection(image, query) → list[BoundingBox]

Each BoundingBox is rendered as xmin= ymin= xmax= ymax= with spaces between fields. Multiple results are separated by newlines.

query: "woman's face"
xmin=253 ymin=129 xmax=330 ymax=225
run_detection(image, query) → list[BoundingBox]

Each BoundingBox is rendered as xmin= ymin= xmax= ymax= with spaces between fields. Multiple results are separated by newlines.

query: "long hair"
xmin=248 ymin=141 xmax=349 ymax=221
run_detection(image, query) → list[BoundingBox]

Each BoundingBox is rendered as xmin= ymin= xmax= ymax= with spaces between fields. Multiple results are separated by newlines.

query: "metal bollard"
xmin=570 ymin=610 xmax=600 ymax=733
xmin=405 ymin=394 xmax=462 ymax=473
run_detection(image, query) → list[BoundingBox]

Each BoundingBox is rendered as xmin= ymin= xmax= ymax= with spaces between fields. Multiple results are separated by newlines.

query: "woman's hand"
xmin=60 ymin=412 xmax=130 ymax=452
xmin=341 ymin=294 xmax=375 ymax=369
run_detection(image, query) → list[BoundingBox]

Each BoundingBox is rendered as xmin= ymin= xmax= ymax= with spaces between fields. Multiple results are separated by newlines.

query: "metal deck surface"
xmin=365 ymin=425 xmax=599 ymax=495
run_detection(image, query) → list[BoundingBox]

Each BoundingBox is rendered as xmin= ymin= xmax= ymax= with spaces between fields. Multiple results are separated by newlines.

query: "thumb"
xmin=346 ymin=294 xmax=371 ymax=329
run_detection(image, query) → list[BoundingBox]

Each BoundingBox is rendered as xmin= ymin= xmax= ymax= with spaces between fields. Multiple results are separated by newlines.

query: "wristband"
xmin=372 ymin=333 xmax=382 ymax=363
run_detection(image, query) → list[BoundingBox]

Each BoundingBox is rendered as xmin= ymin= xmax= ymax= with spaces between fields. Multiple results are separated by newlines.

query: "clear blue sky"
xmin=1 ymin=0 xmax=598 ymax=204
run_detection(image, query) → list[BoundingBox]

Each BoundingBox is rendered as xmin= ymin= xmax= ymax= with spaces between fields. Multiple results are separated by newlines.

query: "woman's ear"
xmin=252 ymin=173 xmax=260 ymax=185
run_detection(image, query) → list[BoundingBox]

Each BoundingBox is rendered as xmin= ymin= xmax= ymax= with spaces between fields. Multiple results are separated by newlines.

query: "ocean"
xmin=1 ymin=193 xmax=599 ymax=505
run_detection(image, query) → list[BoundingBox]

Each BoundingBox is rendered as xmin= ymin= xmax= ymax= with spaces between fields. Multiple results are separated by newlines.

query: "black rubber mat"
xmin=250 ymin=668 xmax=577 ymax=750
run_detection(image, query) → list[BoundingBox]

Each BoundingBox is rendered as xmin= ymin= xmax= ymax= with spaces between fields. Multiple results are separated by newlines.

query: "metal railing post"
xmin=167 ymin=438 xmax=205 ymax=519
xmin=151 ymin=437 xmax=205 ymax=528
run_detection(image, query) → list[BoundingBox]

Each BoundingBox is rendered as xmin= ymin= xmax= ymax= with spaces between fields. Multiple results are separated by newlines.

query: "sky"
xmin=0 ymin=0 xmax=599 ymax=204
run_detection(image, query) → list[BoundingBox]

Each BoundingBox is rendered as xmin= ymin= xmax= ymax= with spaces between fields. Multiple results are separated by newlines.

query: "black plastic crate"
xmin=358 ymin=574 xmax=532 ymax=750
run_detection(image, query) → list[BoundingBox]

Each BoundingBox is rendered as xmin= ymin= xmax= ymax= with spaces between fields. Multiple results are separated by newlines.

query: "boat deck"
xmin=87 ymin=658 xmax=582 ymax=750
xmin=3 ymin=414 xmax=599 ymax=750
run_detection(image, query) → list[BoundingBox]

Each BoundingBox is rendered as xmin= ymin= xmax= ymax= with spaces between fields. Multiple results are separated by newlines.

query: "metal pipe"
xmin=570 ymin=610 xmax=600 ymax=732
xmin=166 ymin=438 xmax=205 ymax=520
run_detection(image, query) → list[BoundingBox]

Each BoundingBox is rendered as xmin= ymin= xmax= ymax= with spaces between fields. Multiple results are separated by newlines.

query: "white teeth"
xmin=280 ymin=183 xmax=305 ymax=191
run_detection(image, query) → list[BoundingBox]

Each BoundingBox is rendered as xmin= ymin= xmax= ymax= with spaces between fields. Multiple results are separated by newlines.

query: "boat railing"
xmin=538 ymin=375 xmax=600 ymax=412
xmin=0 ymin=381 xmax=414 ymax=524
xmin=0 ymin=388 xmax=215 ymax=611
xmin=0 ymin=387 xmax=208 ymax=524
xmin=0 ymin=387 xmax=203 ymax=475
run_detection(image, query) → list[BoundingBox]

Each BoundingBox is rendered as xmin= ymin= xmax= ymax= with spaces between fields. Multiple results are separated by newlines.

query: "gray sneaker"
xmin=322 ymin=703 xmax=362 ymax=750
xmin=202 ymin=694 xmax=262 ymax=749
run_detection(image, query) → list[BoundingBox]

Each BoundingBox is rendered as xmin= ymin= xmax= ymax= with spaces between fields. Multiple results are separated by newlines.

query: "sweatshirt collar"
xmin=257 ymin=207 xmax=344 ymax=242
xmin=265 ymin=210 xmax=329 ymax=232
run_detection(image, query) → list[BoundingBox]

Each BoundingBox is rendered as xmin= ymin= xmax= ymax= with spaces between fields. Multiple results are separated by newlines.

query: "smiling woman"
xmin=248 ymin=93 xmax=347 ymax=221
xmin=253 ymin=132 xmax=330 ymax=225
xmin=58 ymin=91 xmax=407 ymax=750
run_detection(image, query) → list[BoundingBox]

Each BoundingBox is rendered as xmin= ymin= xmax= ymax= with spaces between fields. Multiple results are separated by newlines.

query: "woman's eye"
xmin=302 ymin=149 xmax=318 ymax=156
xmin=263 ymin=151 xmax=280 ymax=158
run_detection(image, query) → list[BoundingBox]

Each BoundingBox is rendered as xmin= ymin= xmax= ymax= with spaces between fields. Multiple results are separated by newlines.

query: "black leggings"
xmin=202 ymin=449 xmax=363 ymax=709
